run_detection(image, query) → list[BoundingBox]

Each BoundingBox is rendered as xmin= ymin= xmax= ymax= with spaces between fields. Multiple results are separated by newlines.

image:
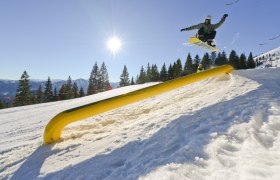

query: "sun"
xmin=107 ymin=36 xmax=122 ymax=54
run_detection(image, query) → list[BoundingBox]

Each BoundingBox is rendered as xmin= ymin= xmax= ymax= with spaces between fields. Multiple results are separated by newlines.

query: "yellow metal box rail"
xmin=43 ymin=65 xmax=233 ymax=144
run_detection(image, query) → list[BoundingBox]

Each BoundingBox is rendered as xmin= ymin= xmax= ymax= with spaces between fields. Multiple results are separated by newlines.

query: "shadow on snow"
xmin=12 ymin=70 xmax=279 ymax=180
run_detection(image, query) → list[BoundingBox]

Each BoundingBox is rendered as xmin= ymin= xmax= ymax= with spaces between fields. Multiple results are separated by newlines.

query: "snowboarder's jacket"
xmin=185 ymin=16 xmax=226 ymax=34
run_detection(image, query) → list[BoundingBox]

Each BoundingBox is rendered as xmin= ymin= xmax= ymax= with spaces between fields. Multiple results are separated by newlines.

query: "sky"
xmin=0 ymin=0 xmax=279 ymax=82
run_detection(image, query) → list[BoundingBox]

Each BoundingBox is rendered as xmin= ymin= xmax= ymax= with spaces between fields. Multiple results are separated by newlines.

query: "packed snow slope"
xmin=1 ymin=68 xmax=280 ymax=180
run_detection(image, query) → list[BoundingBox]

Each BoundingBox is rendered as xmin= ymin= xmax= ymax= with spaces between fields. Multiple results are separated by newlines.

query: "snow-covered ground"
xmin=1 ymin=68 xmax=280 ymax=180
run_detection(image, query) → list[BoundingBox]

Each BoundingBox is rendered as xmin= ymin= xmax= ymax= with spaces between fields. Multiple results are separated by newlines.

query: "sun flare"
xmin=107 ymin=37 xmax=122 ymax=54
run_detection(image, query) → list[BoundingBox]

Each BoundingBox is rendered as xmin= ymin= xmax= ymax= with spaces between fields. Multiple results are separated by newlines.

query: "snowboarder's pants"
xmin=197 ymin=28 xmax=216 ymax=42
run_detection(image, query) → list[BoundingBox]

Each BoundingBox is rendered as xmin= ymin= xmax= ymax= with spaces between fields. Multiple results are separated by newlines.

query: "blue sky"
xmin=0 ymin=0 xmax=279 ymax=82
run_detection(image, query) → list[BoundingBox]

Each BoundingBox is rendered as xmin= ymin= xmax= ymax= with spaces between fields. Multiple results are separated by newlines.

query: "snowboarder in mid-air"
xmin=181 ymin=14 xmax=228 ymax=47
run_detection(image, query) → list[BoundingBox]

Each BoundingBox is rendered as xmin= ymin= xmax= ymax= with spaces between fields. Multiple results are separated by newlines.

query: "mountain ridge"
xmin=0 ymin=79 xmax=119 ymax=102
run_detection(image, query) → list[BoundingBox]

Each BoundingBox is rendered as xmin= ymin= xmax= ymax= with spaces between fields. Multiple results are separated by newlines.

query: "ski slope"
xmin=1 ymin=68 xmax=280 ymax=180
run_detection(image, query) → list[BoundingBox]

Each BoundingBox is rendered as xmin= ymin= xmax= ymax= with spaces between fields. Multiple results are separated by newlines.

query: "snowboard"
xmin=188 ymin=37 xmax=220 ymax=52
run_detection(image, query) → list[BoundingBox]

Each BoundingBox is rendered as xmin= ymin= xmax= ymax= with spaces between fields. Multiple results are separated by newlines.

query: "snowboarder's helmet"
xmin=205 ymin=15 xmax=212 ymax=20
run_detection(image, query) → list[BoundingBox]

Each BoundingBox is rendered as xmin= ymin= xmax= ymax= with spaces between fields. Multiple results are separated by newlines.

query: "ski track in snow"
xmin=1 ymin=68 xmax=280 ymax=180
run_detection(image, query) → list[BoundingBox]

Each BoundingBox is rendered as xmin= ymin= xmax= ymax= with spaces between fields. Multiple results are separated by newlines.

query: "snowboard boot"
xmin=207 ymin=39 xmax=216 ymax=47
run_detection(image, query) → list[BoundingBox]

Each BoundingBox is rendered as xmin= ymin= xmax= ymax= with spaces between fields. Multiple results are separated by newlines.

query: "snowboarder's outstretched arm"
xmin=181 ymin=23 xmax=203 ymax=32
xmin=180 ymin=14 xmax=228 ymax=32
xmin=213 ymin=14 xmax=228 ymax=29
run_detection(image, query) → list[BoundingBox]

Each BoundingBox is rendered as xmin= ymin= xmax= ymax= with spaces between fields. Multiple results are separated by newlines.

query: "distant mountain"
xmin=0 ymin=80 xmax=18 ymax=98
xmin=0 ymin=78 xmax=119 ymax=101
xmin=254 ymin=46 xmax=280 ymax=68
xmin=110 ymin=82 xmax=120 ymax=89
xmin=0 ymin=79 xmax=86 ymax=98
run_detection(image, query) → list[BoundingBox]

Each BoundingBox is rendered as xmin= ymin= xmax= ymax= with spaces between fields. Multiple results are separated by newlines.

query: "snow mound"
xmin=1 ymin=68 xmax=280 ymax=180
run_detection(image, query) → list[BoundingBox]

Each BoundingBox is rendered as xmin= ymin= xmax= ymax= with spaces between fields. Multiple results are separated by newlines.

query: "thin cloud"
xmin=231 ymin=32 xmax=240 ymax=44
xmin=226 ymin=0 xmax=240 ymax=6
xmin=269 ymin=34 xmax=280 ymax=40
xmin=259 ymin=33 xmax=280 ymax=45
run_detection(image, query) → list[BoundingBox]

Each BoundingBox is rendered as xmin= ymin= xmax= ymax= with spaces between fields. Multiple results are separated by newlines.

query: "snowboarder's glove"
xmin=181 ymin=28 xmax=189 ymax=32
xmin=223 ymin=14 xmax=228 ymax=18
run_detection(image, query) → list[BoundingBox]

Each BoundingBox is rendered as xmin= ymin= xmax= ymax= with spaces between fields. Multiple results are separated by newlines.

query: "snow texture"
xmin=1 ymin=68 xmax=280 ymax=180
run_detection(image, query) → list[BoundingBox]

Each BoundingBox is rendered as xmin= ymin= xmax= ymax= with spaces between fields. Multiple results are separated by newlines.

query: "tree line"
xmin=11 ymin=72 xmax=86 ymax=107
xmin=119 ymin=50 xmax=255 ymax=85
xmin=1 ymin=50 xmax=256 ymax=109
xmin=10 ymin=61 xmax=112 ymax=108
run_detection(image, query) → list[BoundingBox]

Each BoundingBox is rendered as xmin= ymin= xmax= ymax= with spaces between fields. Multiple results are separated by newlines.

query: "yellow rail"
xmin=43 ymin=65 xmax=234 ymax=144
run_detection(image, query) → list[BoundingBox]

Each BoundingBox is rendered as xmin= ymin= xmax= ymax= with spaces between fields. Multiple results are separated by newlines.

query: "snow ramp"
xmin=43 ymin=65 xmax=234 ymax=144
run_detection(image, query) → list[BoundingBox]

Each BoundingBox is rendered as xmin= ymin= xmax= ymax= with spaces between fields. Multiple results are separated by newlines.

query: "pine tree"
xmin=193 ymin=55 xmax=200 ymax=72
xmin=239 ymin=53 xmax=247 ymax=69
xmin=151 ymin=64 xmax=160 ymax=81
xmin=87 ymin=62 xmax=99 ymax=95
xmin=36 ymin=84 xmax=44 ymax=103
xmin=184 ymin=53 xmax=194 ymax=75
xmin=73 ymin=82 xmax=79 ymax=98
xmin=177 ymin=59 xmax=183 ymax=76
xmin=97 ymin=69 xmax=102 ymax=92
xmin=79 ymin=87 xmax=85 ymax=97
xmin=256 ymin=59 xmax=262 ymax=67
xmin=215 ymin=52 xmax=225 ymax=66
xmin=31 ymin=94 xmax=37 ymax=104
xmin=173 ymin=59 xmax=183 ymax=78
xmin=119 ymin=65 xmax=130 ymax=87
xmin=221 ymin=51 xmax=228 ymax=65
xmin=247 ymin=52 xmax=256 ymax=69
xmin=160 ymin=63 xmax=168 ymax=81
xmin=228 ymin=50 xmax=239 ymax=69
xmin=130 ymin=77 xmax=135 ymax=85
xmin=168 ymin=64 xmax=174 ymax=80
xmin=138 ymin=66 xmax=146 ymax=84
xmin=14 ymin=71 xmax=32 ymax=107
xmin=0 ymin=101 xmax=4 ymax=109
xmin=135 ymin=75 xmax=139 ymax=84
xmin=146 ymin=63 xmax=152 ymax=82
xmin=59 ymin=84 xmax=67 ymax=100
xmin=44 ymin=77 xmax=53 ymax=102
xmin=215 ymin=52 xmax=222 ymax=66
xmin=201 ymin=53 xmax=212 ymax=70
xmin=99 ymin=62 xmax=110 ymax=92
xmin=65 ymin=76 xmax=73 ymax=99
xmin=210 ymin=52 xmax=217 ymax=65
xmin=54 ymin=87 xmax=58 ymax=101
xmin=4 ymin=100 xmax=10 ymax=108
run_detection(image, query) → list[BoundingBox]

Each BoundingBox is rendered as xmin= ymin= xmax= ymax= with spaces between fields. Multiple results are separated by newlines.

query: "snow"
xmin=1 ymin=68 xmax=280 ymax=180
xmin=254 ymin=46 xmax=280 ymax=68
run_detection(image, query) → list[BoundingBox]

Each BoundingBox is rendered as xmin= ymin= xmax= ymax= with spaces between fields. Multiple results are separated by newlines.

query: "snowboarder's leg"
xmin=205 ymin=31 xmax=217 ymax=47
xmin=207 ymin=30 xmax=216 ymax=40
xmin=196 ymin=27 xmax=206 ymax=42
xmin=203 ymin=30 xmax=216 ymax=41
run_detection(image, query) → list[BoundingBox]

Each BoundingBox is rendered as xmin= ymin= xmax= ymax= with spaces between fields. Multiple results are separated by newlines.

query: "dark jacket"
xmin=185 ymin=17 xmax=226 ymax=34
